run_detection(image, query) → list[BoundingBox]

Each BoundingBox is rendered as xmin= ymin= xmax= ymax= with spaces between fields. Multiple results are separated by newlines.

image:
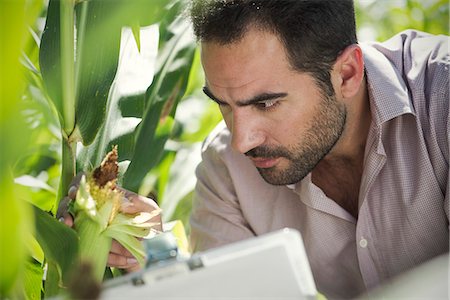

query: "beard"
xmin=245 ymin=93 xmax=347 ymax=185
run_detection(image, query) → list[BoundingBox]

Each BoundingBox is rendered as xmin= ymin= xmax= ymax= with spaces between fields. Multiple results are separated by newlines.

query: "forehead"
xmin=200 ymin=27 xmax=292 ymax=90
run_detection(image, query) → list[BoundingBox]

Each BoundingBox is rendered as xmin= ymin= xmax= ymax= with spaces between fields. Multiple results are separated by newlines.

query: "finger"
xmin=56 ymin=196 xmax=72 ymax=219
xmin=120 ymin=198 xmax=163 ymax=231
xmin=110 ymin=239 xmax=133 ymax=257
xmin=70 ymin=172 xmax=85 ymax=186
xmin=120 ymin=193 xmax=159 ymax=214
xmin=67 ymin=172 xmax=85 ymax=199
xmin=124 ymin=264 xmax=141 ymax=273
xmin=107 ymin=252 xmax=139 ymax=269
xmin=58 ymin=212 xmax=74 ymax=227
xmin=67 ymin=185 xmax=78 ymax=200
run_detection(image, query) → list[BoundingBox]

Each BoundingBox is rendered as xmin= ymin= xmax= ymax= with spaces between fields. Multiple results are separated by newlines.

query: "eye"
xmin=255 ymin=99 xmax=279 ymax=110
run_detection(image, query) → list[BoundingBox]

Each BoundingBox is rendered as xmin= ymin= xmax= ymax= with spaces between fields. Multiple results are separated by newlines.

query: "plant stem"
xmin=56 ymin=137 xmax=76 ymax=214
xmin=60 ymin=0 xmax=75 ymax=134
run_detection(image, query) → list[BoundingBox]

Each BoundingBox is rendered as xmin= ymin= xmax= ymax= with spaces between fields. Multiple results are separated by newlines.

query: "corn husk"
xmin=73 ymin=147 xmax=160 ymax=281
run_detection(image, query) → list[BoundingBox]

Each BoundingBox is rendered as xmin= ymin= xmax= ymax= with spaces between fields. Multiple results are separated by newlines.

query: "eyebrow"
xmin=203 ymin=86 xmax=288 ymax=107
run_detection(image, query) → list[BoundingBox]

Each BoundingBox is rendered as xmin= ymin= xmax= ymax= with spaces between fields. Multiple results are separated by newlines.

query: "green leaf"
xmin=44 ymin=261 xmax=60 ymax=297
xmin=74 ymin=0 xmax=122 ymax=145
xmin=23 ymin=259 xmax=44 ymax=300
xmin=123 ymin=116 xmax=175 ymax=192
xmin=33 ymin=206 xmax=78 ymax=286
xmin=39 ymin=0 xmax=76 ymax=135
xmin=75 ymin=0 xmax=196 ymax=193
xmin=0 ymin=0 xmax=39 ymax=296
xmin=72 ymin=0 xmax=174 ymax=146
xmin=122 ymin=14 xmax=197 ymax=192
xmin=39 ymin=0 xmax=63 ymax=127
xmin=0 ymin=179 xmax=32 ymax=296
xmin=75 ymin=24 xmax=160 ymax=171
xmin=111 ymin=0 xmax=170 ymax=27
xmin=160 ymin=143 xmax=202 ymax=220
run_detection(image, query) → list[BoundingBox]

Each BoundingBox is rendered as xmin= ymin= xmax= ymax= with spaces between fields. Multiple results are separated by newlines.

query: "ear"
xmin=333 ymin=45 xmax=364 ymax=99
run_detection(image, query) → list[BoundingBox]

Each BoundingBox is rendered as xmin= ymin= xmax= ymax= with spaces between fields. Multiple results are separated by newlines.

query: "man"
xmin=188 ymin=0 xmax=449 ymax=298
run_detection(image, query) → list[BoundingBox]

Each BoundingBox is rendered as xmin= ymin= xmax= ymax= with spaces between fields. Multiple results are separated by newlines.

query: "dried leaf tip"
xmin=92 ymin=145 xmax=119 ymax=187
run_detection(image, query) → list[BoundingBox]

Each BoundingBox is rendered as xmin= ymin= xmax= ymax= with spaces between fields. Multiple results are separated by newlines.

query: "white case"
xmin=101 ymin=228 xmax=317 ymax=299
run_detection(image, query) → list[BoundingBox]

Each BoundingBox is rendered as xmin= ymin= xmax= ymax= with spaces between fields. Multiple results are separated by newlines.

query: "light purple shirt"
xmin=190 ymin=30 xmax=449 ymax=299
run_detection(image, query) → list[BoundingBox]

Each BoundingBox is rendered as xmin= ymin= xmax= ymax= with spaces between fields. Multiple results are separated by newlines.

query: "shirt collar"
xmin=361 ymin=43 xmax=416 ymax=127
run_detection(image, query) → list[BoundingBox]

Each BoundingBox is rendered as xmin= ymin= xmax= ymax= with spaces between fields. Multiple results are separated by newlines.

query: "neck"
xmin=310 ymin=77 xmax=371 ymax=218
xmin=323 ymin=76 xmax=371 ymax=164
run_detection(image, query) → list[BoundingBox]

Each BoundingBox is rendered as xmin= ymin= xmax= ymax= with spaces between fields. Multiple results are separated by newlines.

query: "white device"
xmin=101 ymin=228 xmax=317 ymax=299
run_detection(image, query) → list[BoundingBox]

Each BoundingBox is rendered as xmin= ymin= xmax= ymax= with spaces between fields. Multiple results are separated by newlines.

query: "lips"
xmin=248 ymin=157 xmax=280 ymax=168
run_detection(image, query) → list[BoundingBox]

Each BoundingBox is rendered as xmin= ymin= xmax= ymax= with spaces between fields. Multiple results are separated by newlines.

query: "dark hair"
xmin=189 ymin=0 xmax=357 ymax=96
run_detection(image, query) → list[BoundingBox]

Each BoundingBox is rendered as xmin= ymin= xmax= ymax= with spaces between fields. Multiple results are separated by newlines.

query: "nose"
xmin=229 ymin=109 xmax=265 ymax=154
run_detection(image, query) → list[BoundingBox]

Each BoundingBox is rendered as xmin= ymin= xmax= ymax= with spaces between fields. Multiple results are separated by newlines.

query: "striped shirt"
xmin=190 ymin=30 xmax=449 ymax=299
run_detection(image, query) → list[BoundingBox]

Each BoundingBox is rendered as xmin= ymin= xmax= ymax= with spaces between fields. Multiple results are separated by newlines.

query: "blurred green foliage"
xmin=355 ymin=0 xmax=449 ymax=41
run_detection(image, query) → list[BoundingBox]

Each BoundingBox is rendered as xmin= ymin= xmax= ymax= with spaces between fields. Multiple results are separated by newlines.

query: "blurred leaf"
xmin=15 ymin=176 xmax=57 ymax=212
xmin=26 ymin=234 xmax=45 ymax=264
xmin=170 ymin=191 xmax=193 ymax=236
xmin=23 ymin=259 xmax=44 ymax=300
xmin=355 ymin=0 xmax=449 ymax=41
xmin=33 ymin=206 xmax=79 ymax=293
xmin=156 ymin=151 xmax=176 ymax=201
xmin=160 ymin=143 xmax=202 ymax=220
xmin=0 ymin=177 xmax=32 ymax=297
xmin=112 ymin=0 xmax=171 ymax=27
xmin=0 ymin=0 xmax=36 ymax=296
xmin=15 ymin=175 xmax=57 ymax=194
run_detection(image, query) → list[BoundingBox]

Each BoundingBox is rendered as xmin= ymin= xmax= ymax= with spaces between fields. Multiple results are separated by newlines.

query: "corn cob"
xmin=73 ymin=146 xmax=160 ymax=281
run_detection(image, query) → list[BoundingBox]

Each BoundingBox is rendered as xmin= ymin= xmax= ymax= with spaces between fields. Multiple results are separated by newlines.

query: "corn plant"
xmin=2 ymin=0 xmax=197 ymax=298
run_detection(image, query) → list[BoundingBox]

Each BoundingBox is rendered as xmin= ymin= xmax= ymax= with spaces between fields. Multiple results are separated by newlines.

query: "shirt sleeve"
xmin=445 ymin=70 xmax=449 ymax=229
xmin=406 ymin=31 xmax=450 ymax=229
xmin=189 ymin=134 xmax=255 ymax=252
xmin=425 ymin=33 xmax=450 ymax=229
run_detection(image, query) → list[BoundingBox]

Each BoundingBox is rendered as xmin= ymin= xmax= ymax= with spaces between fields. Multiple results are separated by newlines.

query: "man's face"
xmin=201 ymin=28 xmax=346 ymax=185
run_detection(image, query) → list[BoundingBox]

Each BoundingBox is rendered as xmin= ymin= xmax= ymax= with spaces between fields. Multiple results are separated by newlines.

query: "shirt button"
xmin=359 ymin=238 xmax=368 ymax=248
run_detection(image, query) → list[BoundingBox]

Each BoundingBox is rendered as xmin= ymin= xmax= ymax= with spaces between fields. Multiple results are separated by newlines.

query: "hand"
xmin=56 ymin=172 xmax=84 ymax=227
xmin=56 ymin=173 xmax=163 ymax=271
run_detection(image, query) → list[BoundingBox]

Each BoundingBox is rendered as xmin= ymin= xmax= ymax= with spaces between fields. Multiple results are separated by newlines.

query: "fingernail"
xmin=68 ymin=186 xmax=77 ymax=198
xmin=127 ymin=258 xmax=138 ymax=265
xmin=121 ymin=202 xmax=134 ymax=210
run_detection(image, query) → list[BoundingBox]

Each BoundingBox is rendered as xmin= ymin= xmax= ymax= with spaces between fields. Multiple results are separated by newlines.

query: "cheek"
xmin=272 ymin=111 xmax=312 ymax=145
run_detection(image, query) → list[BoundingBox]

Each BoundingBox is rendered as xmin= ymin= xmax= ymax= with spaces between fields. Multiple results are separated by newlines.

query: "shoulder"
xmin=198 ymin=121 xmax=264 ymax=182
xmin=363 ymin=30 xmax=449 ymax=160
xmin=198 ymin=120 xmax=249 ymax=174
xmin=362 ymin=30 xmax=449 ymax=113
xmin=364 ymin=30 xmax=449 ymax=67
xmin=201 ymin=120 xmax=232 ymax=155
